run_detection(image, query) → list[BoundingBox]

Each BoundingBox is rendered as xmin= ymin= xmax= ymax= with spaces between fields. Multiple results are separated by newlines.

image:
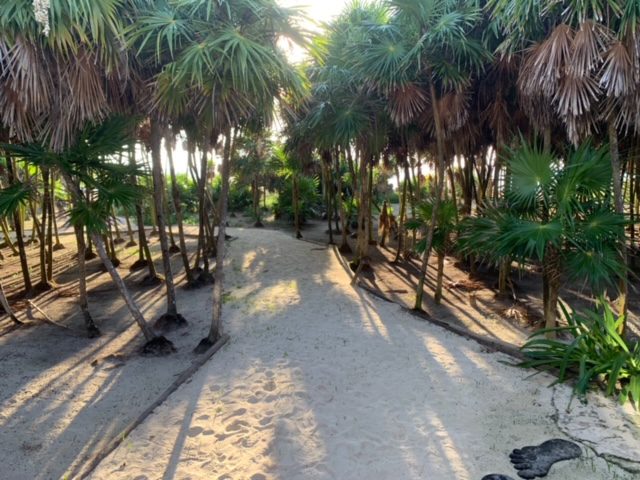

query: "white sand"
xmin=86 ymin=228 xmax=638 ymax=480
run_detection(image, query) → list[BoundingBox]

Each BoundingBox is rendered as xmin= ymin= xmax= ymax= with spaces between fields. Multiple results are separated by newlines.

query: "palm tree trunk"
xmin=112 ymin=209 xmax=124 ymax=244
xmin=608 ymin=121 xmax=628 ymax=333
xmin=166 ymin=131 xmax=193 ymax=283
xmin=50 ymin=173 xmax=64 ymax=250
xmin=6 ymin=155 xmax=32 ymax=294
xmin=393 ymin=161 xmax=408 ymax=263
xmin=125 ymin=214 xmax=136 ymax=247
xmin=73 ymin=223 xmax=100 ymax=337
xmin=542 ymin=245 xmax=561 ymax=338
xmin=37 ymin=167 xmax=50 ymax=289
xmin=0 ymin=279 xmax=21 ymax=325
xmin=336 ymin=150 xmax=350 ymax=253
xmin=137 ymin=203 xmax=158 ymax=277
xmin=60 ymin=170 xmax=161 ymax=345
xmin=199 ymin=129 xmax=233 ymax=350
xmin=293 ymin=174 xmax=302 ymax=239
xmin=434 ymin=251 xmax=445 ymax=304
xmin=162 ymin=172 xmax=179 ymax=252
xmin=368 ymin=163 xmax=375 ymax=245
xmin=1 ymin=217 xmax=19 ymax=256
xmin=324 ymin=157 xmax=334 ymax=244
xmin=150 ymin=119 xmax=181 ymax=321
xmin=379 ymin=200 xmax=388 ymax=247
xmin=405 ymin=164 xmax=416 ymax=255
xmin=414 ymin=82 xmax=446 ymax=311
xmin=46 ymin=174 xmax=54 ymax=281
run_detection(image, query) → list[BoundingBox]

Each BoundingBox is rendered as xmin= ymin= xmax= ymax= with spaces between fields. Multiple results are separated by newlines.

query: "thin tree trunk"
xmin=414 ymin=82 xmax=446 ymax=311
xmin=393 ymin=161 xmax=408 ymax=263
xmin=60 ymin=171 xmax=164 ymax=347
xmin=166 ymin=131 xmax=193 ymax=283
xmin=199 ymin=129 xmax=233 ymax=350
xmin=73 ymin=223 xmax=99 ymax=337
xmin=337 ymin=150 xmax=350 ymax=252
xmin=0 ymin=279 xmax=21 ymax=324
xmin=125 ymin=214 xmax=136 ymax=247
xmin=6 ymin=155 xmax=32 ymax=293
xmin=434 ymin=251 xmax=445 ymax=304
xmin=293 ymin=175 xmax=302 ymax=239
xmin=46 ymin=173 xmax=53 ymax=281
xmin=324 ymin=155 xmax=334 ymax=244
xmin=150 ymin=119 xmax=181 ymax=321
xmin=37 ymin=167 xmax=50 ymax=288
xmin=542 ymin=245 xmax=561 ymax=338
xmin=608 ymin=121 xmax=628 ymax=334
xmin=1 ymin=217 xmax=19 ymax=256
xmin=51 ymin=173 xmax=64 ymax=250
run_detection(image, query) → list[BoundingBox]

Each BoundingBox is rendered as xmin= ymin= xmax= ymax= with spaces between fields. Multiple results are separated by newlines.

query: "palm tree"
xmin=5 ymin=117 xmax=175 ymax=352
xmin=406 ymin=198 xmax=457 ymax=304
xmin=338 ymin=0 xmax=488 ymax=307
xmin=0 ymin=153 xmax=34 ymax=294
xmin=270 ymin=144 xmax=308 ymax=239
xmin=131 ymin=0 xmax=306 ymax=350
xmin=149 ymin=118 xmax=187 ymax=330
xmin=460 ymin=141 xmax=627 ymax=336
xmin=489 ymin=0 xmax=640 ymax=322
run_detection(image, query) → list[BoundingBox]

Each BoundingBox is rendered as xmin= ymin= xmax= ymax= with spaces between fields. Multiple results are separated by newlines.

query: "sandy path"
xmin=89 ymin=228 xmax=637 ymax=480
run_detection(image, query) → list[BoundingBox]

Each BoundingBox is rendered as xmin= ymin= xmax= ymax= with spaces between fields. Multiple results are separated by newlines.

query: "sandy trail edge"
xmin=89 ymin=228 xmax=638 ymax=480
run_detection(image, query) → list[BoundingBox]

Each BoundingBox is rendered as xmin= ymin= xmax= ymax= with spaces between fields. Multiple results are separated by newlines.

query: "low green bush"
xmin=520 ymin=300 xmax=640 ymax=408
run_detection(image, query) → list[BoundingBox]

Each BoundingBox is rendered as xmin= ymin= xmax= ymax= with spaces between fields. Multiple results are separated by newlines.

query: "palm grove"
xmin=0 ymin=1 xmax=639 ymax=402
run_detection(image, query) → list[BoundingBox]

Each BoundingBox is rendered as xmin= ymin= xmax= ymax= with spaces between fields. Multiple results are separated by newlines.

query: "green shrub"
xmin=211 ymin=176 xmax=252 ymax=212
xmin=520 ymin=300 xmax=640 ymax=408
xmin=273 ymin=175 xmax=321 ymax=223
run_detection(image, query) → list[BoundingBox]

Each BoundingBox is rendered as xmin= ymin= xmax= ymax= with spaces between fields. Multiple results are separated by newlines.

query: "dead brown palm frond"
xmin=555 ymin=69 xmax=601 ymax=118
xmin=439 ymin=88 xmax=469 ymax=134
xmin=599 ymin=41 xmax=634 ymax=99
xmin=387 ymin=82 xmax=429 ymax=126
xmin=0 ymin=36 xmax=52 ymax=141
xmin=483 ymin=93 xmax=511 ymax=140
xmin=570 ymin=21 xmax=610 ymax=77
xmin=603 ymin=89 xmax=640 ymax=134
xmin=519 ymin=25 xmax=574 ymax=98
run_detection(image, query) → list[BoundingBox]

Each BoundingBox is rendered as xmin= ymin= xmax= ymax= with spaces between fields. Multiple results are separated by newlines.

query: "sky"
xmin=278 ymin=0 xmax=348 ymax=62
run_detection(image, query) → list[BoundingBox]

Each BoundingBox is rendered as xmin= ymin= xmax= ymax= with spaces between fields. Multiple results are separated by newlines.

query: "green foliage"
xmin=273 ymin=175 xmax=321 ymax=223
xmin=406 ymin=198 xmax=457 ymax=254
xmin=3 ymin=116 xmax=144 ymax=233
xmin=459 ymin=140 xmax=626 ymax=292
xmin=211 ymin=176 xmax=252 ymax=213
xmin=0 ymin=182 xmax=34 ymax=218
xmin=520 ymin=301 xmax=640 ymax=409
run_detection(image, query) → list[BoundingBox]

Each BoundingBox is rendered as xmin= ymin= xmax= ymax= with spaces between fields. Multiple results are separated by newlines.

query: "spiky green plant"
xmin=459 ymin=140 xmax=627 ymax=332
xmin=520 ymin=300 xmax=640 ymax=409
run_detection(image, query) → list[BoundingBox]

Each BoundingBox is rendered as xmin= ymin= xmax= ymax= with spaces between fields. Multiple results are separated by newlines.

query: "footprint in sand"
xmin=196 ymin=414 xmax=210 ymax=421
xmin=188 ymin=426 xmax=204 ymax=437
xmin=259 ymin=416 xmax=272 ymax=426
xmin=224 ymin=408 xmax=247 ymax=420
xmin=226 ymin=419 xmax=249 ymax=432
xmin=250 ymin=474 xmax=267 ymax=480
xmin=263 ymin=380 xmax=277 ymax=392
